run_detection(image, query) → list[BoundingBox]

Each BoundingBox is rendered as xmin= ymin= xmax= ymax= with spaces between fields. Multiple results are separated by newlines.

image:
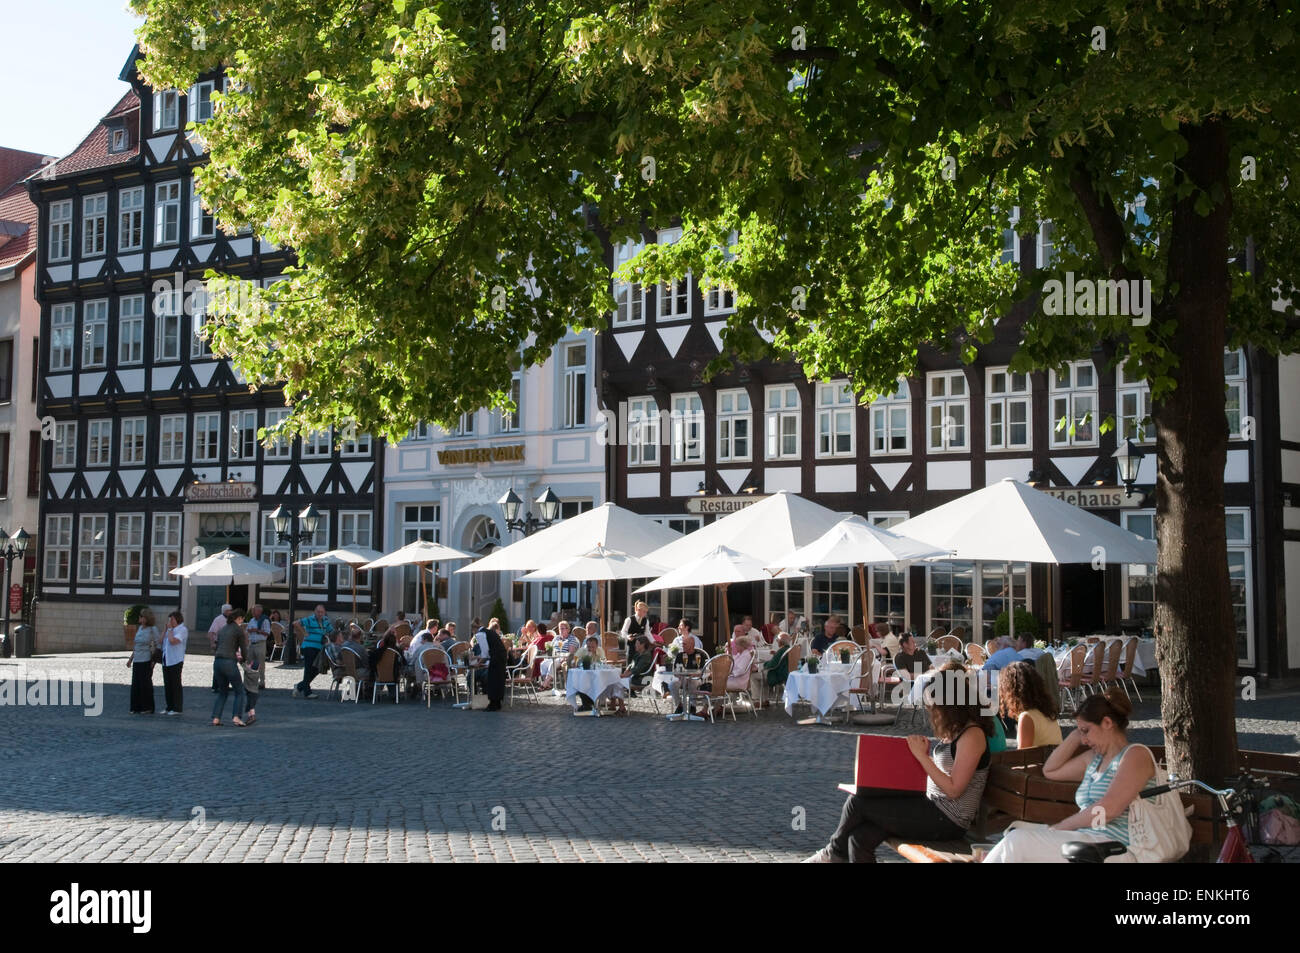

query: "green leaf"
xmin=304 ymin=70 xmax=322 ymax=82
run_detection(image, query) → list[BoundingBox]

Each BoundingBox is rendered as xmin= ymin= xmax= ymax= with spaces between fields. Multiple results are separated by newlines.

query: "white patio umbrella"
xmin=635 ymin=545 xmax=810 ymax=646
xmin=361 ymin=539 xmax=476 ymax=622
xmin=641 ymin=491 xmax=847 ymax=566
xmin=766 ymin=515 xmax=952 ymax=631
xmin=520 ymin=545 xmax=671 ymax=631
xmin=295 ymin=546 xmax=385 ymax=620
xmin=892 ymin=478 xmax=1159 ymax=639
xmin=171 ymin=549 xmax=284 ymax=603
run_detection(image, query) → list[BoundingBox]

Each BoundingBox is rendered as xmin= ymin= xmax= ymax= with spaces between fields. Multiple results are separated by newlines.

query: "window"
xmin=87 ymin=419 xmax=112 ymax=466
xmin=1116 ymin=360 xmax=1153 ymax=444
xmin=656 ymin=228 xmax=691 ymax=320
xmin=229 ymin=410 xmax=258 ymax=460
xmin=499 ymin=374 xmax=521 ymax=432
xmin=454 ymin=411 xmax=476 ymax=436
xmin=118 ymin=295 xmax=145 ymax=365
xmin=302 ymin=428 xmax=332 ymax=457
xmin=44 ymin=514 xmax=72 ymax=582
xmin=0 ymin=433 xmax=8 ymax=497
xmin=0 ymin=338 xmax=11 ymax=402
xmin=120 ymin=417 xmax=147 ymax=465
xmin=767 ymin=574 xmax=806 ymax=624
xmin=190 ymin=176 xmax=215 ymax=239
xmin=53 ymin=422 xmax=77 ymax=468
xmin=670 ymin=393 xmax=704 ymax=464
xmin=1224 ymin=349 xmax=1247 ymax=438
xmin=28 ymin=431 xmax=40 ymax=496
xmin=340 ymin=428 xmax=371 ymax=456
xmin=81 ymin=298 xmax=108 ymax=367
xmin=816 ymin=380 xmax=855 ymax=457
xmin=154 ymin=180 xmax=181 ymax=245
xmin=399 ymin=504 xmax=441 ymax=610
xmin=188 ymin=81 xmax=214 ymax=124
xmin=998 ymin=207 xmax=1021 ymax=266
xmin=118 ymin=187 xmax=144 ymax=251
xmin=81 ymin=193 xmax=107 ymax=256
xmin=716 ymin=389 xmax=751 ymax=462
xmin=338 ymin=511 xmax=373 ymax=590
xmin=926 ymin=371 xmax=968 ymax=452
xmin=296 ymin=512 xmax=329 ymax=588
xmin=193 ymin=413 xmax=221 ymax=461
xmin=190 ymin=286 xmax=212 ymax=355
xmin=263 ymin=407 xmax=291 ymax=458
xmin=154 ymin=287 xmax=182 ymax=362
xmin=986 ymin=368 xmax=1031 ymax=450
xmin=406 ymin=422 xmax=432 ymax=442
xmin=929 ymin=562 xmax=975 ymax=634
xmin=765 ymin=384 xmax=801 ymax=459
xmin=114 ymin=513 xmax=145 ymax=584
xmin=48 ymin=200 xmax=72 ymax=261
xmin=150 ymin=513 xmax=182 ymax=584
xmin=153 ymin=89 xmax=179 ymax=131
xmin=77 ymin=514 xmax=108 ymax=583
xmin=1036 ymin=220 xmax=1056 ymax=268
xmin=1049 ymin=360 xmax=1098 ymax=447
xmin=627 ymin=396 xmax=660 ymax=466
xmin=869 ymin=512 xmax=909 ymax=624
xmin=159 ymin=415 xmax=186 ymax=464
xmin=870 ymin=379 xmax=910 ymax=454
xmin=704 ymin=283 xmax=735 ymax=315
xmin=563 ymin=343 xmax=587 ymax=428
xmin=50 ymin=305 xmax=74 ymax=371
xmin=811 ymin=569 xmax=851 ymax=632
xmin=612 ymin=239 xmax=645 ymax=326
xmin=977 ymin=562 xmax=1029 ymax=640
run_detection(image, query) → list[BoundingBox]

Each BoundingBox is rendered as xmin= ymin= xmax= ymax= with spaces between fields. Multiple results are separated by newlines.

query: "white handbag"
xmin=1125 ymin=744 xmax=1193 ymax=863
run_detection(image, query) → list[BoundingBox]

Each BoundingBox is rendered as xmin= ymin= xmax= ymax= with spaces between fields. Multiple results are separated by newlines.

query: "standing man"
xmin=481 ymin=620 xmax=507 ymax=712
xmin=208 ymin=602 xmax=233 ymax=692
xmin=246 ymin=604 xmax=271 ymax=690
xmin=294 ymin=604 xmax=332 ymax=699
xmin=161 ymin=611 xmax=188 ymax=715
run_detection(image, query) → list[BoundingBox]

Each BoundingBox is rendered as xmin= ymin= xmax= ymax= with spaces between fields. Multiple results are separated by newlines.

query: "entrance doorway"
xmin=465 ymin=516 xmax=503 ymax=624
xmin=193 ymin=513 xmax=251 ymax=632
xmin=1059 ymin=564 xmax=1106 ymax=635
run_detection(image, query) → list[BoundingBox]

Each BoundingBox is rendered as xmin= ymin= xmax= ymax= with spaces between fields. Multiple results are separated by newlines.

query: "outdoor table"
xmin=659 ymin=668 xmax=706 ymax=722
xmin=908 ymin=669 xmax=999 ymax=711
xmin=564 ymin=665 xmax=630 ymax=716
xmin=784 ymin=669 xmax=853 ymax=725
xmin=452 ymin=662 xmax=484 ymax=709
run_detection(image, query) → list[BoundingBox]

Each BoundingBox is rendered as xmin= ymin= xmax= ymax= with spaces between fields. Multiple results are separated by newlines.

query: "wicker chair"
xmin=949 ymin=626 xmax=967 ymax=643
xmin=1115 ymin=637 xmax=1144 ymax=702
xmin=825 ymin=639 xmax=858 ymax=662
xmin=850 ymin=625 xmax=868 ymax=646
xmin=936 ymin=634 xmax=963 ymax=654
xmin=268 ymin=623 xmax=285 ymax=661
xmin=417 ymin=646 xmax=457 ymax=706
xmin=1060 ymin=644 xmax=1088 ymax=712
xmin=601 ymin=631 xmax=625 ymax=664
xmin=984 ymin=639 xmax=998 ymax=656
xmin=340 ymin=649 xmax=370 ymax=703
xmin=1077 ymin=641 xmax=1110 ymax=696
xmin=371 ymin=647 xmax=402 ymax=704
xmin=391 ymin=621 xmax=412 ymax=644
xmin=965 ymin=643 xmax=987 ymax=666
xmin=844 ymin=654 xmax=883 ymax=724
xmin=892 ymin=666 xmax=923 ymax=727
xmin=507 ymin=645 xmax=539 ymax=706
xmin=698 ymin=654 xmax=736 ymax=723
xmin=1097 ymin=640 xmax=1124 ymax=692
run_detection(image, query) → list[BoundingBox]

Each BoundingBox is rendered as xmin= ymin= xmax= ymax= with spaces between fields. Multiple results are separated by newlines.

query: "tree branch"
xmin=1066 ymin=149 xmax=1142 ymax=283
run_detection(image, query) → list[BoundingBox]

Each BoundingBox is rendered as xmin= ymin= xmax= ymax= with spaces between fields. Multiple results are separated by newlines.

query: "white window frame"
xmin=296 ymin=511 xmax=329 ymax=588
xmin=44 ymin=514 xmax=73 ymax=582
xmin=193 ymin=412 xmax=221 ymax=462
xmin=670 ymin=392 xmax=704 ymax=464
xmin=338 ymin=511 xmax=373 ymax=590
xmin=612 ymin=239 xmax=646 ymax=326
xmin=1224 ymin=348 xmax=1247 ymax=439
xmin=263 ymin=408 xmax=291 ymax=459
xmin=563 ymin=343 xmax=587 ymax=429
xmin=703 ymin=230 xmax=738 ymax=316
xmin=48 ymin=199 xmax=72 ymax=262
xmin=655 ymin=227 xmax=691 ymax=321
xmin=191 ymin=175 xmax=215 ymax=239
xmin=150 ymin=513 xmax=182 ymax=585
xmin=870 ymin=379 xmax=911 ymax=455
xmin=985 ymin=367 xmax=1032 ymax=450
xmin=765 ymin=384 xmax=801 ymax=460
xmin=926 ymin=371 xmax=969 ymax=453
xmin=188 ymin=81 xmax=215 ymax=124
xmin=1036 ymin=220 xmax=1055 ymax=269
xmin=77 ymin=514 xmax=108 ymax=584
xmin=998 ymin=206 xmax=1021 ymax=266
xmin=340 ymin=428 xmax=371 ymax=457
xmin=118 ymin=186 xmax=144 ymax=251
xmin=154 ymin=288 xmax=182 ymax=362
xmin=118 ymin=294 xmax=145 ymax=365
xmin=159 ymin=414 xmax=187 ymax=464
xmin=815 ymin=380 xmax=855 ymax=458
xmin=499 ymin=373 xmax=521 ymax=433
xmin=120 ymin=417 xmax=147 ymax=466
xmin=154 ymin=180 xmax=182 ymax=246
xmin=716 ymin=388 xmax=752 ymax=463
xmin=302 ymin=427 xmax=332 ymax=457
xmin=86 ymin=419 xmax=112 ymax=467
xmin=190 ymin=287 xmax=212 ymax=359
xmin=114 ymin=513 xmax=145 ymax=584
xmin=1116 ymin=360 xmax=1153 ymax=445
xmin=1049 ymin=360 xmax=1099 ymax=448
xmin=229 ymin=409 xmax=258 ymax=460
xmin=50 ymin=304 xmax=74 ymax=370
xmin=153 ymin=89 xmax=180 ymax=131
xmin=868 ymin=512 xmax=910 ymax=625
xmin=52 ymin=422 xmax=77 ymax=468
xmin=81 ymin=193 xmax=107 ymax=257
xmin=81 ymin=298 xmax=108 ymax=368
xmin=627 ymin=396 xmax=660 ymax=467
xmin=454 ymin=411 xmax=476 ymax=437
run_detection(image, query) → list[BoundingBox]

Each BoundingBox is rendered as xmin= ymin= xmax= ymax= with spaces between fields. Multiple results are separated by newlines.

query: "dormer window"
xmin=109 ymin=127 xmax=130 ymax=154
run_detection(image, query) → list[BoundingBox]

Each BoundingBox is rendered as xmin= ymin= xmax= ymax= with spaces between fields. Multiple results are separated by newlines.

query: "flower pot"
xmin=581 ymin=659 xmax=592 ymax=670
xmin=839 ymin=650 xmax=851 ymax=664
xmin=807 ymin=658 xmax=820 ymax=674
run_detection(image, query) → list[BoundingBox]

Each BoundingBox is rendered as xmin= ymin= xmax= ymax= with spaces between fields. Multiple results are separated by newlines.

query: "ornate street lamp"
xmin=499 ymin=487 xmax=561 ymax=619
xmin=270 ymin=503 xmax=322 ymax=664
xmin=1112 ymin=439 xmax=1146 ymax=497
xmin=0 ymin=528 xmax=29 ymax=657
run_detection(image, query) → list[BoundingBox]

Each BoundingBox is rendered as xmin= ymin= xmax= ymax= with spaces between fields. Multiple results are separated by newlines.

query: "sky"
xmin=0 ymin=1 xmax=145 ymax=158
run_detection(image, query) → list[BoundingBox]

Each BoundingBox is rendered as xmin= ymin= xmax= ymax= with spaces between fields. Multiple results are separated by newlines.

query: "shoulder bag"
xmin=1124 ymin=744 xmax=1193 ymax=863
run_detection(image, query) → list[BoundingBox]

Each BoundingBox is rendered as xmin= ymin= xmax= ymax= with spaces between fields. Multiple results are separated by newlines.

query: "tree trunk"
xmin=1152 ymin=119 xmax=1239 ymax=787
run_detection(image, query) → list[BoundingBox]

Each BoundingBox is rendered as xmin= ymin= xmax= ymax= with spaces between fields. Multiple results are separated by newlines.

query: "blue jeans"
xmin=297 ymin=648 xmax=320 ymax=694
xmin=212 ymin=658 xmax=246 ymax=722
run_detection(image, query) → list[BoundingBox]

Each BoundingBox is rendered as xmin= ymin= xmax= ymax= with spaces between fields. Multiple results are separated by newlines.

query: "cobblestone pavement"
xmin=1 ymin=654 xmax=1296 ymax=862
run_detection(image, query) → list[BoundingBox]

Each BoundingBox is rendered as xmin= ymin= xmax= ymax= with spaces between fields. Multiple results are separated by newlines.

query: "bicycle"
xmin=1063 ymin=772 xmax=1268 ymax=863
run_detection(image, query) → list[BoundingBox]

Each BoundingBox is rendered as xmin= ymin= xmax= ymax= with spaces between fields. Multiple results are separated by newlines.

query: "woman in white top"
xmin=161 ymin=611 xmax=188 ymax=715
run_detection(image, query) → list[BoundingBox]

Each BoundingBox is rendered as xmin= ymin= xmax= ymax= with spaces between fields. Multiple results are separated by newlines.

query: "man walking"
xmin=294 ymin=604 xmax=332 ymax=699
xmin=246 ymin=603 xmax=271 ymax=689
xmin=208 ymin=602 xmax=232 ymax=692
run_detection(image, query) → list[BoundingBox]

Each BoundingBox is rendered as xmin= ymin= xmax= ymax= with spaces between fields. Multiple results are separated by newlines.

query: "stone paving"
xmin=0 ymin=653 xmax=1296 ymax=862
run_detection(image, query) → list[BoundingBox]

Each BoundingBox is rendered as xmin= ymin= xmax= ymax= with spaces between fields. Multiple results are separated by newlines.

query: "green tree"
xmin=131 ymin=1 xmax=1300 ymax=785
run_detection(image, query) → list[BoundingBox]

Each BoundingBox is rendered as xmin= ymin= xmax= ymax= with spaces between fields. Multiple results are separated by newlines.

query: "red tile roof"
xmin=41 ymin=91 xmax=141 ymax=179
xmin=0 ymin=178 xmax=39 ymax=272
xmin=0 ymin=147 xmax=52 ymax=193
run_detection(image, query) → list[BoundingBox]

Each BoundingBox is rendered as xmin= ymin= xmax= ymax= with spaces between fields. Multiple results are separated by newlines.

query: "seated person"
xmin=998 ymin=661 xmax=1063 ymax=749
xmin=810 ymin=615 xmax=842 ymax=657
xmin=667 ymin=635 xmax=710 ymax=715
xmin=669 ymin=619 xmax=695 ymax=650
xmin=622 ymin=636 xmax=657 ymax=694
xmin=727 ymin=623 xmax=748 ymax=655
xmin=727 ymin=636 xmax=756 ymax=692
xmin=324 ymin=631 xmax=345 ymax=667
xmin=983 ymin=634 xmax=1033 ymax=672
xmin=891 ymin=632 xmax=932 ymax=678
xmin=1016 ymin=635 xmax=1047 ymax=661
xmin=764 ymin=632 xmax=793 ymax=690
xmin=983 ymin=689 xmax=1155 ymax=863
xmin=405 ymin=629 xmax=433 ymax=665
xmin=436 ymin=627 xmax=457 ymax=652
xmin=805 ymin=665 xmax=994 ymax=862
xmin=369 ymin=632 xmax=404 ymax=680
xmin=572 ymin=635 xmax=611 ymax=713
xmin=342 ymin=628 xmax=370 ymax=678
xmin=532 ymin=620 xmax=554 ymax=650
xmin=778 ymin=609 xmax=806 ymax=635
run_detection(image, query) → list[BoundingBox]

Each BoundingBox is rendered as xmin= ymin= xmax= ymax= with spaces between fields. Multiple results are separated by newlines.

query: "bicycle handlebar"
xmin=1140 ymin=778 xmax=1236 ymax=799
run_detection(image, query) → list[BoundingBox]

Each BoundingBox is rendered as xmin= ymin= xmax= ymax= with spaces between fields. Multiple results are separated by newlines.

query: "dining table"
xmin=784 ymin=667 xmax=854 ymax=725
xmin=654 ymin=668 xmax=706 ymax=722
xmin=563 ymin=664 xmax=630 ymax=716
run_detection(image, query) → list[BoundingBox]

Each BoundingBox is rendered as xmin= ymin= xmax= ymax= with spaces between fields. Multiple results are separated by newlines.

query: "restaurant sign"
xmin=686 ymin=495 xmax=766 ymax=515
xmin=186 ymin=481 xmax=258 ymax=501
xmin=437 ymin=444 xmax=525 ymax=465
xmin=1041 ymin=486 xmax=1140 ymax=509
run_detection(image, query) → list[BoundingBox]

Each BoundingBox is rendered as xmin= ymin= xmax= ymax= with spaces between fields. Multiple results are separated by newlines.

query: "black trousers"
xmin=130 ymin=662 xmax=155 ymax=713
xmin=486 ymin=659 xmax=506 ymax=704
xmin=828 ymin=793 xmax=965 ymax=862
xmin=162 ymin=661 xmax=184 ymax=712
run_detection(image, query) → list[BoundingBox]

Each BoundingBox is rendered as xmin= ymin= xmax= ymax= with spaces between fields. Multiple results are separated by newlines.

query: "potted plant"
xmin=807 ymin=655 xmax=820 ymax=674
xmin=123 ymin=604 xmax=148 ymax=649
xmin=839 ymin=648 xmax=852 ymax=664
xmin=576 ymin=647 xmax=595 ymax=671
xmin=993 ymin=608 xmax=1040 ymax=640
xmin=489 ymin=597 xmax=509 ymax=636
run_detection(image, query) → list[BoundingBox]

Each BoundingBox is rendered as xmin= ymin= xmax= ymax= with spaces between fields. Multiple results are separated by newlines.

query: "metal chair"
xmin=825 ymin=639 xmax=858 ymax=662
xmin=1059 ymin=644 xmax=1088 ymax=713
xmin=371 ymin=647 xmax=401 ymax=704
xmin=1115 ymin=637 xmax=1144 ymax=702
xmin=936 ymin=634 xmax=962 ymax=654
xmin=268 ymin=623 xmax=285 ymax=662
xmin=418 ymin=646 xmax=458 ymax=706
xmin=698 ymin=654 xmax=736 ymax=723
xmin=507 ymin=645 xmax=540 ymax=706
xmin=965 ymin=642 xmax=987 ymax=666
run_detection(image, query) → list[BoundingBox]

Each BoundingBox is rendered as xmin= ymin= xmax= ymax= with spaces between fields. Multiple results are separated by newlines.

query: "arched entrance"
xmin=465 ymin=516 xmax=503 ymax=623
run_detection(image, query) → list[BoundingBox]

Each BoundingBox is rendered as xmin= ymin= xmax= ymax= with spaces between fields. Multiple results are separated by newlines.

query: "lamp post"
xmin=499 ymin=487 xmax=561 ymax=620
xmin=1113 ymin=439 xmax=1146 ymax=497
xmin=0 ymin=528 xmax=29 ymax=656
xmin=270 ymin=503 xmax=322 ymax=665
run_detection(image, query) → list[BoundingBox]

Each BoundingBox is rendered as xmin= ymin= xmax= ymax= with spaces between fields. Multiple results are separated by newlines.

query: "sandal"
xmin=211 ymin=719 xmax=221 ymax=727
xmin=232 ymin=717 xmax=247 ymax=727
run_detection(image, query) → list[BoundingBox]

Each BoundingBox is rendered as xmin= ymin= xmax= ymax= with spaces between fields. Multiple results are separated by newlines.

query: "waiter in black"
xmin=479 ymin=621 xmax=508 ymax=711
xmin=620 ymin=600 xmax=653 ymax=645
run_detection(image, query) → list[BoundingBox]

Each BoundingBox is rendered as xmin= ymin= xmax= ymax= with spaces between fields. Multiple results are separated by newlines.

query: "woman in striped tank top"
xmin=984 ymin=688 xmax=1156 ymax=862
xmin=805 ymin=662 xmax=994 ymax=863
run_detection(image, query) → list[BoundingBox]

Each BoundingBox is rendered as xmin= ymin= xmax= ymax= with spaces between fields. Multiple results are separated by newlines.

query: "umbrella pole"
xmin=720 ymin=583 xmax=730 ymax=653
xmin=856 ymin=562 xmax=868 ymax=632
xmin=352 ymin=575 xmax=357 ymax=622
xmin=420 ymin=561 xmax=430 ymax=623
xmin=598 ymin=579 xmax=605 ymax=632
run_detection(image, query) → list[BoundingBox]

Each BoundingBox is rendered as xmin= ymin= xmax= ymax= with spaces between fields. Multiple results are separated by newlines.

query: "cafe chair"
xmin=268 ymin=623 xmax=285 ymax=661
xmin=843 ymin=654 xmax=883 ymax=724
xmin=418 ymin=646 xmax=458 ymax=706
xmin=936 ymin=634 xmax=963 ymax=654
xmin=850 ymin=625 xmax=868 ymax=646
xmin=1059 ymin=644 xmax=1088 ymax=713
xmin=1115 ymin=637 xmax=1143 ymax=702
xmin=340 ymin=651 xmax=369 ymax=703
xmin=371 ymin=647 xmax=402 ymax=704
xmin=292 ymin=621 xmax=307 ymax=655
xmin=391 ymin=621 xmax=412 ymax=644
xmin=507 ymin=645 xmax=540 ymax=707
xmin=325 ymin=652 xmax=347 ymax=700
xmin=891 ymin=666 xmax=923 ymax=727
xmin=699 ymin=654 xmax=736 ymax=723
xmin=1096 ymin=640 xmax=1124 ymax=694
xmin=601 ymin=631 xmax=625 ymax=664
xmin=1077 ymin=641 xmax=1109 ymax=696
xmin=965 ymin=643 xmax=987 ymax=666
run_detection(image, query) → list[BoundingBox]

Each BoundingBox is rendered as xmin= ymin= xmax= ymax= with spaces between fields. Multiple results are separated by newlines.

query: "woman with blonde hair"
xmin=997 ymin=661 xmax=1062 ymax=749
xmin=129 ymin=608 xmax=161 ymax=714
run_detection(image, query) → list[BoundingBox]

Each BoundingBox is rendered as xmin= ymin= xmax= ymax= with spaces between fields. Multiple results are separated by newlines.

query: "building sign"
xmin=1042 ymin=486 xmax=1140 ymax=509
xmin=437 ymin=444 xmax=525 ymax=465
xmin=186 ymin=481 xmax=258 ymax=501
xmin=686 ymin=495 xmax=765 ymax=515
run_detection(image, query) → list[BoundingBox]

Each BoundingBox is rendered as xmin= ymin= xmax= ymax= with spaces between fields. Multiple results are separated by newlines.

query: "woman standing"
xmin=211 ymin=608 xmax=249 ymax=727
xmin=161 ymin=611 xmax=188 ymax=715
xmin=129 ymin=609 xmax=161 ymax=714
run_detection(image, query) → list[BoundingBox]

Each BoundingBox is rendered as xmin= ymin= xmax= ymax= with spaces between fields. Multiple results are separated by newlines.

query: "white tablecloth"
xmin=907 ymin=669 xmax=999 ymax=711
xmin=1054 ymin=639 xmax=1156 ymax=678
xmin=784 ymin=670 xmax=852 ymax=717
xmin=565 ymin=667 xmax=630 ymax=709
